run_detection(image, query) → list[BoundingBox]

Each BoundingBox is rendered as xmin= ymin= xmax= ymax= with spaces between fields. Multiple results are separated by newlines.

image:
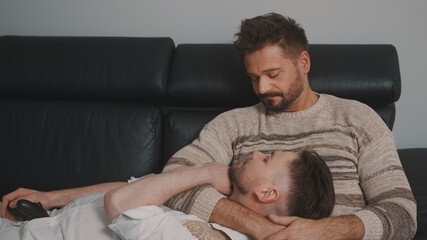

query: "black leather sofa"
xmin=0 ymin=36 xmax=425 ymax=239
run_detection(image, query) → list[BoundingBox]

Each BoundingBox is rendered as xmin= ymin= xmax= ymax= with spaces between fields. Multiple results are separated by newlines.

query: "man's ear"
xmin=298 ymin=51 xmax=311 ymax=74
xmin=254 ymin=186 xmax=280 ymax=203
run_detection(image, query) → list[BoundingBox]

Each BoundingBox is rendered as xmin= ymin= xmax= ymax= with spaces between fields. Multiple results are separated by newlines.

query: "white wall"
xmin=1 ymin=0 xmax=426 ymax=149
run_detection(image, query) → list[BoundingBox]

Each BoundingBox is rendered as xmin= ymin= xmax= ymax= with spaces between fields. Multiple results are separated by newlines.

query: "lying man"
xmin=0 ymin=150 xmax=334 ymax=239
xmin=104 ymin=150 xmax=335 ymax=239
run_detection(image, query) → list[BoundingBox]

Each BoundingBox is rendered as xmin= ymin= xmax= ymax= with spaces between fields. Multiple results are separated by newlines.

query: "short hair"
xmin=286 ymin=150 xmax=335 ymax=219
xmin=234 ymin=13 xmax=308 ymax=60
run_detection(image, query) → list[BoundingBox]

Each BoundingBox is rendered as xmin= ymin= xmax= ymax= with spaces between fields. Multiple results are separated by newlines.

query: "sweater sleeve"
xmin=353 ymin=110 xmax=417 ymax=240
xmin=162 ymin=113 xmax=236 ymax=222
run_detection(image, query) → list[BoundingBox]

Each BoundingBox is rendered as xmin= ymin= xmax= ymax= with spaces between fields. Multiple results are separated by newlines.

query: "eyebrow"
xmin=262 ymin=68 xmax=281 ymax=74
xmin=248 ymin=68 xmax=282 ymax=77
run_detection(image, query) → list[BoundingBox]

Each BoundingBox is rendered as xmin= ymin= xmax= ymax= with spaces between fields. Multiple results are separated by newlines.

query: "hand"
xmin=264 ymin=215 xmax=328 ymax=240
xmin=1 ymin=188 xmax=50 ymax=221
xmin=204 ymin=163 xmax=232 ymax=195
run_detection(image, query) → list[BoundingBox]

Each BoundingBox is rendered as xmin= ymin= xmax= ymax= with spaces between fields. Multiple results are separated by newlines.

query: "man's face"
xmin=244 ymin=44 xmax=307 ymax=112
xmin=228 ymin=150 xmax=296 ymax=215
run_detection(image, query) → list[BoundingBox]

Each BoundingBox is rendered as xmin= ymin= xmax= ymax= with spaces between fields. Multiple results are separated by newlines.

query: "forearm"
xmin=104 ymin=165 xmax=213 ymax=221
xmin=320 ymin=215 xmax=364 ymax=240
xmin=210 ymin=198 xmax=283 ymax=240
xmin=47 ymin=181 xmax=127 ymax=208
xmin=265 ymin=215 xmax=364 ymax=240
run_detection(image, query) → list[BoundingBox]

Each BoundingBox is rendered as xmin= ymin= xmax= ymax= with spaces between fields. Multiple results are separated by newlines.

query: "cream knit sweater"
xmin=164 ymin=94 xmax=417 ymax=240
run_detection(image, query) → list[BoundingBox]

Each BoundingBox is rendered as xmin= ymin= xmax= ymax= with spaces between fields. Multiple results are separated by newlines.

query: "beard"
xmin=259 ymin=70 xmax=304 ymax=112
xmin=229 ymin=161 xmax=250 ymax=195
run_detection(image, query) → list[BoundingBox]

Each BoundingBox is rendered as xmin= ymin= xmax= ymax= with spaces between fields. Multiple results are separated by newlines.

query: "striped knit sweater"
xmin=163 ymin=94 xmax=417 ymax=240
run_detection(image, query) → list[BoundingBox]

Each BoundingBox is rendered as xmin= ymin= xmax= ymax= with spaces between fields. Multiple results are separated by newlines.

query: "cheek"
xmin=251 ymin=82 xmax=260 ymax=94
xmin=277 ymin=74 xmax=294 ymax=90
xmin=240 ymin=200 xmax=259 ymax=214
xmin=229 ymin=191 xmax=254 ymax=210
xmin=276 ymin=76 xmax=301 ymax=97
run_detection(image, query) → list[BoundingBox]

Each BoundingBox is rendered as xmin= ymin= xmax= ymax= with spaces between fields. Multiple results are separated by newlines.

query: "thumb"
xmin=268 ymin=215 xmax=298 ymax=226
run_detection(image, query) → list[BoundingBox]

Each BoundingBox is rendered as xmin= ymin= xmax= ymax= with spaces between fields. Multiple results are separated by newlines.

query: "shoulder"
xmin=322 ymin=94 xmax=370 ymax=111
xmin=321 ymin=94 xmax=382 ymax=122
xmin=320 ymin=94 xmax=391 ymax=140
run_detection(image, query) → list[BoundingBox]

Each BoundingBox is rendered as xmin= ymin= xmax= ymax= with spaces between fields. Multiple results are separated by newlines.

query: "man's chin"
xmin=262 ymin=100 xmax=287 ymax=112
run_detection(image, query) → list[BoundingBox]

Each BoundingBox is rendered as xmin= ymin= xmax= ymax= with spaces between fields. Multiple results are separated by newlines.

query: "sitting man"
xmin=104 ymin=150 xmax=335 ymax=239
xmin=162 ymin=13 xmax=416 ymax=240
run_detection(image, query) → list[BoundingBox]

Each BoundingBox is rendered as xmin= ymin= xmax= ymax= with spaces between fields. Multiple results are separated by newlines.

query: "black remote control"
xmin=7 ymin=199 xmax=49 ymax=220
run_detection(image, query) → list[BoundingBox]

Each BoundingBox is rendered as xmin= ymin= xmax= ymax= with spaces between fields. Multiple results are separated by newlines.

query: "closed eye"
xmin=269 ymin=73 xmax=279 ymax=79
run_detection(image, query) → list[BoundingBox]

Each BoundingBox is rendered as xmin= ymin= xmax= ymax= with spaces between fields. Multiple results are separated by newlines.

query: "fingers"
xmin=1 ymin=188 xmax=33 ymax=221
xmin=262 ymin=215 xmax=297 ymax=239
xmin=264 ymin=230 xmax=287 ymax=240
xmin=268 ymin=215 xmax=298 ymax=226
xmin=1 ymin=200 xmax=9 ymax=219
xmin=1 ymin=189 xmax=22 ymax=220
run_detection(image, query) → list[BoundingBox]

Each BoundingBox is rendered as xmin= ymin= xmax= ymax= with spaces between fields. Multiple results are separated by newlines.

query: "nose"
xmin=258 ymin=76 xmax=273 ymax=95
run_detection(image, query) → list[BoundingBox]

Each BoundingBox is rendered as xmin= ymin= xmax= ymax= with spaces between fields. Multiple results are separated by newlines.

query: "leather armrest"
xmin=398 ymin=148 xmax=427 ymax=239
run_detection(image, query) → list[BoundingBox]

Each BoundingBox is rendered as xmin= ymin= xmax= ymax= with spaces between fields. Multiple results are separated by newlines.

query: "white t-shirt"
xmin=0 ymin=192 xmax=250 ymax=240
xmin=0 ymin=192 xmax=119 ymax=240
xmin=110 ymin=205 xmax=250 ymax=240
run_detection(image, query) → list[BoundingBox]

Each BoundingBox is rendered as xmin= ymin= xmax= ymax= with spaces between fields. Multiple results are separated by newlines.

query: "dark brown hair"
xmin=286 ymin=150 xmax=335 ymax=219
xmin=234 ymin=13 xmax=308 ymax=60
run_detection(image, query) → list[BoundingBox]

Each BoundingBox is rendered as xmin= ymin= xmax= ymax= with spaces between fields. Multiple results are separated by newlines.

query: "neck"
xmin=287 ymin=88 xmax=319 ymax=112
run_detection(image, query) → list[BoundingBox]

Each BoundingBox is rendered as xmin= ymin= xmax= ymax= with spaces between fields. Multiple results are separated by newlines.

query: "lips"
xmin=259 ymin=92 xmax=284 ymax=100
xmin=264 ymin=96 xmax=278 ymax=99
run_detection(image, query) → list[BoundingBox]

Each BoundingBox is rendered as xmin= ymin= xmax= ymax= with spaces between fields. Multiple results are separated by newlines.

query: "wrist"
xmin=193 ymin=163 xmax=215 ymax=185
xmin=202 ymin=164 xmax=217 ymax=185
xmin=253 ymin=221 xmax=284 ymax=240
xmin=46 ymin=189 xmax=70 ymax=209
xmin=180 ymin=164 xmax=213 ymax=186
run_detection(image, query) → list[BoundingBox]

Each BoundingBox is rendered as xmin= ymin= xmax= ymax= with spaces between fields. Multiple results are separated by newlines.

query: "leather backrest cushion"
xmin=372 ymin=103 xmax=396 ymax=130
xmin=168 ymin=44 xmax=259 ymax=108
xmin=0 ymin=100 xmax=163 ymax=197
xmin=0 ymin=36 xmax=175 ymax=101
xmin=169 ymin=44 xmax=400 ymax=109
xmin=308 ymin=44 xmax=401 ymax=107
xmin=163 ymin=110 xmax=225 ymax=164
xmin=168 ymin=44 xmax=400 ymax=129
xmin=169 ymin=44 xmax=400 ymax=108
